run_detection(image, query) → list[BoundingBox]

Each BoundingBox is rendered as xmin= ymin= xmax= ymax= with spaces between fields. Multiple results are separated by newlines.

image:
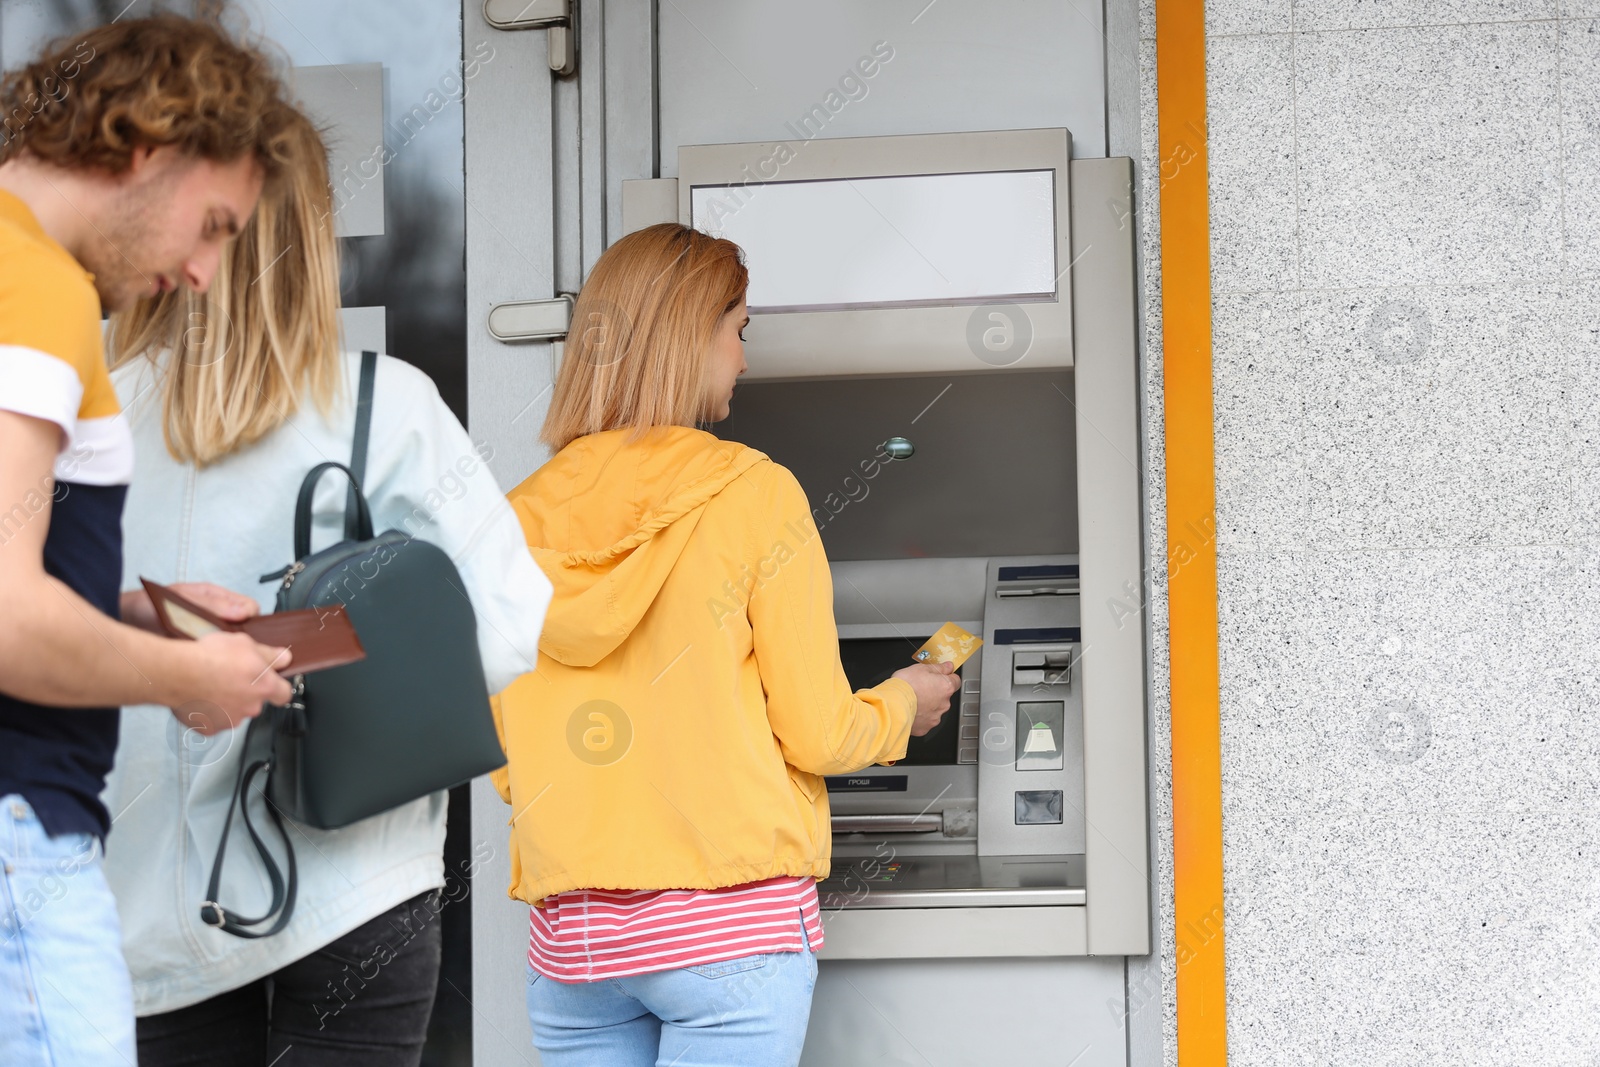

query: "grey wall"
xmin=1137 ymin=2 xmax=1600 ymax=1064
xmin=657 ymin=0 xmax=1109 ymax=166
xmin=1132 ymin=5 xmax=1176 ymax=1065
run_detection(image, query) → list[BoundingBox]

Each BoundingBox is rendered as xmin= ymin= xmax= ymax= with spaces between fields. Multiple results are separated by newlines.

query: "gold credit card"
xmin=912 ymin=622 xmax=983 ymax=669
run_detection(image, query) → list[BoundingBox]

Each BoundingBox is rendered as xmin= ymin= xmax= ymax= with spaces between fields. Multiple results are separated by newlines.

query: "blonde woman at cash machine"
xmin=494 ymin=222 xmax=961 ymax=1066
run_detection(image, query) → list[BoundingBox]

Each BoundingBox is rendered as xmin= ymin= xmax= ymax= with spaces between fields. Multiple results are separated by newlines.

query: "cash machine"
xmin=620 ymin=126 xmax=1148 ymax=1060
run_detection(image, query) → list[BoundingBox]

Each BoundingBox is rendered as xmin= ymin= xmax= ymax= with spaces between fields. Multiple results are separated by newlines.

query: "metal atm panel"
xmin=816 ymin=555 xmax=1088 ymax=945
xmin=977 ymin=558 xmax=1087 ymax=857
xmin=621 ymin=152 xmax=1149 ymax=958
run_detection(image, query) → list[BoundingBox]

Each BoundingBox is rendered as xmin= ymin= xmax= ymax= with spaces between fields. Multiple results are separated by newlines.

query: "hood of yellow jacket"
xmin=505 ymin=426 xmax=770 ymax=668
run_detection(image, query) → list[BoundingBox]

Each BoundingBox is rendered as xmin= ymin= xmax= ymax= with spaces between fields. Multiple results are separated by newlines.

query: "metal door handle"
xmin=487 ymin=295 xmax=573 ymax=343
xmin=483 ymin=0 xmax=576 ymax=76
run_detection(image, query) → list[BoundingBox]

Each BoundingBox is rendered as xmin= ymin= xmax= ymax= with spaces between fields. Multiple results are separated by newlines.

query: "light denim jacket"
xmin=101 ymin=351 xmax=551 ymax=1016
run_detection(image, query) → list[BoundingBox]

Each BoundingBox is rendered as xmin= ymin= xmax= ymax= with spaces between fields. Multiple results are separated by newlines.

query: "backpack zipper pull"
xmin=259 ymin=560 xmax=306 ymax=589
xmin=282 ymin=675 xmax=308 ymax=736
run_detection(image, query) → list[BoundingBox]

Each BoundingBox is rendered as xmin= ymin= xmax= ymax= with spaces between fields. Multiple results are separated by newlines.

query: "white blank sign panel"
xmin=692 ymin=170 xmax=1056 ymax=313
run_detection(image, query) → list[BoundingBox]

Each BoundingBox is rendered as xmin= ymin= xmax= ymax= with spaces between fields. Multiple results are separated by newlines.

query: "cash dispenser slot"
xmin=831 ymin=814 xmax=943 ymax=834
xmin=818 ymin=855 xmax=1086 ymax=909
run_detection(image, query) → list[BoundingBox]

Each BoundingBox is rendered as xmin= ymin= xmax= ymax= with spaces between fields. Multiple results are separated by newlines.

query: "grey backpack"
xmin=200 ymin=351 xmax=507 ymax=938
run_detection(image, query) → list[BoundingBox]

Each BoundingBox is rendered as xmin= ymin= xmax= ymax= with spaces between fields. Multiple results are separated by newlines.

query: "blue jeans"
xmin=0 ymin=795 xmax=136 ymax=1067
xmin=526 ymin=947 xmax=819 ymax=1067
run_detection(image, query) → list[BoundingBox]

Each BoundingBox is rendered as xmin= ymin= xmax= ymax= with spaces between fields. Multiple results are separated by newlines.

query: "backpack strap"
xmin=343 ymin=350 xmax=378 ymax=542
xmin=294 ymin=462 xmax=375 ymax=561
xmin=198 ymin=710 xmax=299 ymax=939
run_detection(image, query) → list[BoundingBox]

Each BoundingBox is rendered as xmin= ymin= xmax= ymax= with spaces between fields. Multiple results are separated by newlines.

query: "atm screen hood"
xmin=676 ymin=128 xmax=1075 ymax=380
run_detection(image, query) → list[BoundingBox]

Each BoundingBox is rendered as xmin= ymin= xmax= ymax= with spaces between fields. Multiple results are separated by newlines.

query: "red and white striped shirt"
xmin=527 ymin=876 xmax=825 ymax=982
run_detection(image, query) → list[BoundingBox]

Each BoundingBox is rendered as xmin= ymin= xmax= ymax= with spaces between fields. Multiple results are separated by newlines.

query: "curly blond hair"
xmin=0 ymin=13 xmax=298 ymax=178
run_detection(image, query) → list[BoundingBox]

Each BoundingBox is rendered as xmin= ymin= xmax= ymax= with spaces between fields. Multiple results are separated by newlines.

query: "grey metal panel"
xmin=578 ymin=0 xmax=607 ymax=276
xmin=603 ymin=0 xmax=656 ymax=244
xmin=976 ymin=555 xmax=1086 ymax=858
xmin=715 ymin=369 xmax=1078 ymax=560
xmin=553 ymin=42 xmax=582 ymax=294
xmin=820 ymin=762 xmax=976 ymax=822
xmin=656 ymin=0 xmax=1108 ymax=171
xmin=804 ymin=956 xmax=1125 ymax=1067
xmin=289 ymin=63 xmax=386 ymax=237
xmin=468 ymin=778 xmax=537 ymax=1067
xmin=1071 ymin=157 xmax=1150 ymax=957
xmin=620 ymin=178 xmax=679 ymax=234
xmin=465 ymin=3 xmax=557 ymax=1064
xmin=830 ymin=557 xmax=988 ymax=625
xmin=463 ymin=25 xmax=559 ymax=491
xmin=338 ymin=306 xmax=387 ymax=355
xmin=832 ymin=621 xmax=979 ymax=641
xmin=814 ymin=905 xmax=1087 ymax=960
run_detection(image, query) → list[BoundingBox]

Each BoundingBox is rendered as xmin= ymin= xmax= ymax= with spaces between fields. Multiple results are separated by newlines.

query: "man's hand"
xmin=893 ymin=659 xmax=961 ymax=736
xmin=120 ymin=583 xmax=261 ymax=634
xmin=167 ymin=632 xmax=294 ymax=735
xmin=0 ymin=409 xmax=288 ymax=716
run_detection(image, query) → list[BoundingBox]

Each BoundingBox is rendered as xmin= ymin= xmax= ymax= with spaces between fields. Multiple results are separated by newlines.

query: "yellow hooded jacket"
xmin=492 ymin=426 xmax=916 ymax=904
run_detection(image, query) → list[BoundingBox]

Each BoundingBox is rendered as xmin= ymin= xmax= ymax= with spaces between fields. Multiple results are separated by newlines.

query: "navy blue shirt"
xmin=0 ymin=481 xmax=129 ymax=839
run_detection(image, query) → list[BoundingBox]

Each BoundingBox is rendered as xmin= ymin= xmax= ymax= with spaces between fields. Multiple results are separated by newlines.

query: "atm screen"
xmin=838 ymin=637 xmax=961 ymax=766
xmin=691 ymin=171 xmax=1057 ymax=314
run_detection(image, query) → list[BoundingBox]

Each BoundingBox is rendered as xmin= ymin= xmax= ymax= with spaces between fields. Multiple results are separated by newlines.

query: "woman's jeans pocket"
xmin=685 ymin=953 xmax=769 ymax=979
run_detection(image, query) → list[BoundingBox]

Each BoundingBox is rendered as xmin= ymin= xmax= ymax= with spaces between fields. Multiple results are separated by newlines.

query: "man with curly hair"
xmin=0 ymin=15 xmax=309 ymax=1065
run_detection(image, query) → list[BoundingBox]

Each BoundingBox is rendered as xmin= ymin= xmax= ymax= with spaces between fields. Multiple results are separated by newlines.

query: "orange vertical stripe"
xmin=1155 ymin=1 xmax=1227 ymax=1065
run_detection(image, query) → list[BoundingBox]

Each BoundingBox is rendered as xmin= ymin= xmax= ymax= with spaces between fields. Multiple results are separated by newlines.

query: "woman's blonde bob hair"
xmin=107 ymin=108 xmax=342 ymax=466
xmin=541 ymin=223 xmax=747 ymax=453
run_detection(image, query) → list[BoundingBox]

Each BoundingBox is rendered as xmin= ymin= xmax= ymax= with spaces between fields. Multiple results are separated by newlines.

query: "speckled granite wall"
xmin=1136 ymin=2 xmax=1600 ymax=1064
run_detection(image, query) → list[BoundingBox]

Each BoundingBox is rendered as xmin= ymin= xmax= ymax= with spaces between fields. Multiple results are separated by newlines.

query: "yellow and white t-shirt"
xmin=0 ymin=189 xmax=133 ymax=484
xmin=0 ymin=188 xmax=135 ymax=839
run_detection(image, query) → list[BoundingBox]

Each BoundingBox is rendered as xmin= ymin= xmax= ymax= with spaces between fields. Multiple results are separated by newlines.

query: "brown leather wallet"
xmin=140 ymin=578 xmax=366 ymax=674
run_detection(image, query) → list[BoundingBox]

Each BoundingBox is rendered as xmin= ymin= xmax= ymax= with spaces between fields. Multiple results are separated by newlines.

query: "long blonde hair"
xmin=107 ymin=109 xmax=342 ymax=466
xmin=541 ymin=223 xmax=747 ymax=453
